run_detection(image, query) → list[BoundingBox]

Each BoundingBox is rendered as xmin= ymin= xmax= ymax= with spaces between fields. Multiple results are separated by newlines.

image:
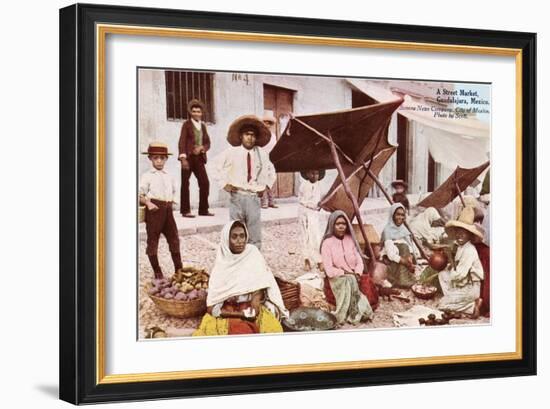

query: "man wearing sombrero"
xmin=215 ymin=115 xmax=276 ymax=249
xmin=139 ymin=142 xmax=182 ymax=279
xmin=178 ymin=99 xmax=214 ymax=218
xmin=437 ymin=206 xmax=485 ymax=318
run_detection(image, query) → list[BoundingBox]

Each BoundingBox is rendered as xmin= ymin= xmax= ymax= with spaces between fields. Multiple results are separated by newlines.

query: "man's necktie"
xmin=247 ymin=152 xmax=252 ymax=183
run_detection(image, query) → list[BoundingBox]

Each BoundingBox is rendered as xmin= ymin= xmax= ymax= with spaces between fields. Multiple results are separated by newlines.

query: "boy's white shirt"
xmin=298 ymin=179 xmax=320 ymax=210
xmin=213 ymin=145 xmax=276 ymax=192
xmin=139 ymin=167 xmax=178 ymax=203
xmin=449 ymin=241 xmax=484 ymax=285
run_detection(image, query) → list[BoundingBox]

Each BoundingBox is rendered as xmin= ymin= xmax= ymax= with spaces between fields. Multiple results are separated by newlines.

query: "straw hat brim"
xmin=227 ymin=115 xmax=271 ymax=147
xmin=445 ymin=220 xmax=484 ymax=241
xmin=391 ymin=180 xmax=408 ymax=189
xmin=141 ymin=151 xmax=172 ymax=155
xmin=300 ymin=170 xmax=326 ymax=181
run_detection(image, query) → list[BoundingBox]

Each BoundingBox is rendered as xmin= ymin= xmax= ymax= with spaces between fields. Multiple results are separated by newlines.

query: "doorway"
xmin=263 ymin=84 xmax=295 ymax=198
xmin=396 ymin=113 xmax=410 ymax=187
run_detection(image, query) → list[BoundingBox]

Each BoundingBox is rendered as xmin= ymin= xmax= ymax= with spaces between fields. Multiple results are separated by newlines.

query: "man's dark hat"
xmin=391 ymin=179 xmax=408 ymax=190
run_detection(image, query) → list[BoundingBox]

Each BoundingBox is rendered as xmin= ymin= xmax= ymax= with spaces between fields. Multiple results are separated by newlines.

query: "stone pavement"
xmin=139 ymin=197 xmax=392 ymax=240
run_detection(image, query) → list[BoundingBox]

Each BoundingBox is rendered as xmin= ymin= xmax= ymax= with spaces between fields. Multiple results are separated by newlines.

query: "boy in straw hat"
xmin=178 ymin=99 xmax=214 ymax=218
xmin=437 ymin=206 xmax=484 ymax=318
xmin=139 ymin=142 xmax=183 ymax=279
xmin=214 ymin=115 xmax=276 ymax=249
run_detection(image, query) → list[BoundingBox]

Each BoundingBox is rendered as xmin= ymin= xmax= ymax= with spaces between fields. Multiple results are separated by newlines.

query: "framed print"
xmin=59 ymin=3 xmax=536 ymax=404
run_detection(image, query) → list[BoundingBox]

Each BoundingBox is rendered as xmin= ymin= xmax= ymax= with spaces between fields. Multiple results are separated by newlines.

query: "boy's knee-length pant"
xmin=229 ymin=192 xmax=262 ymax=249
xmin=145 ymin=200 xmax=181 ymax=255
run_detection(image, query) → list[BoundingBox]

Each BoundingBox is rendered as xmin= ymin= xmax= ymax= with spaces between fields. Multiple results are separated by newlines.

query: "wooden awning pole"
xmin=327 ymin=132 xmax=375 ymax=267
xmin=364 ymin=167 xmax=429 ymax=260
xmin=455 ymin=182 xmax=466 ymax=207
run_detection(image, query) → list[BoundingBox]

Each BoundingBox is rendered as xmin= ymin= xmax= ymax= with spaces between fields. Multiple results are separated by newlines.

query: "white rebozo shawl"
xmin=206 ymin=221 xmax=289 ymax=318
xmin=409 ymin=207 xmax=443 ymax=243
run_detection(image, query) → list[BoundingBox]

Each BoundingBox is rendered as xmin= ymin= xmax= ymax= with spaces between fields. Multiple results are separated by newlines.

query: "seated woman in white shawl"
xmin=193 ymin=221 xmax=288 ymax=336
xmin=409 ymin=207 xmax=445 ymax=246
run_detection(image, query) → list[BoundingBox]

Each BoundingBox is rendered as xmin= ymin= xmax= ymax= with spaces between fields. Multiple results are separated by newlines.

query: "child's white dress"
xmin=298 ymin=180 xmax=322 ymax=265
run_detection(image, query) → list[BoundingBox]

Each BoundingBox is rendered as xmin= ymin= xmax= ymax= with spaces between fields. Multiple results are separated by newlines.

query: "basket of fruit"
xmin=148 ymin=266 xmax=209 ymax=318
xmin=411 ymin=283 xmax=438 ymax=300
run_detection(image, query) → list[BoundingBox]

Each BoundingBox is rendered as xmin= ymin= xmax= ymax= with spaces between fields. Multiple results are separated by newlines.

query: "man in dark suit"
xmin=178 ymin=99 xmax=214 ymax=217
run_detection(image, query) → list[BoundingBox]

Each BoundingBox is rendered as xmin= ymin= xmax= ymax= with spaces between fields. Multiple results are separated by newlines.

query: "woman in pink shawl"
xmin=320 ymin=211 xmax=374 ymax=325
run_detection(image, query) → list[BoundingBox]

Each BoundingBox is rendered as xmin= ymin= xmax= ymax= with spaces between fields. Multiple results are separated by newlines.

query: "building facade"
xmin=138 ymin=69 xmax=483 ymax=210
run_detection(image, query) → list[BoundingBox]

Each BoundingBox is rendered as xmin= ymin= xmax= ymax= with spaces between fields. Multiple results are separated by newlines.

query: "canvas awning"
xmin=269 ymin=99 xmax=403 ymax=172
xmin=269 ymin=99 xmax=404 ymax=263
xmin=320 ymin=147 xmax=397 ymax=218
xmin=416 ymin=161 xmax=490 ymax=209
xmin=347 ymin=79 xmax=490 ymax=170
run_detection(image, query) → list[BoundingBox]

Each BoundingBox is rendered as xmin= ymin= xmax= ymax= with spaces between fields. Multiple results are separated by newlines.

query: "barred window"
xmin=165 ymin=71 xmax=215 ymax=123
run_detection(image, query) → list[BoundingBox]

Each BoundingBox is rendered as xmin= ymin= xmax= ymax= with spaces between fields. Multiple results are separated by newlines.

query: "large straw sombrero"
xmin=227 ymin=115 xmax=271 ymax=147
xmin=187 ymin=99 xmax=205 ymax=114
xmin=141 ymin=142 xmax=172 ymax=156
xmin=299 ymin=169 xmax=326 ymax=181
xmin=445 ymin=206 xmax=484 ymax=241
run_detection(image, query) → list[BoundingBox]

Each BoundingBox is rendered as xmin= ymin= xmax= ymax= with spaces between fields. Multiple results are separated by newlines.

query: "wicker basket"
xmin=275 ymin=277 xmax=301 ymax=311
xmin=149 ymin=293 xmax=206 ymax=318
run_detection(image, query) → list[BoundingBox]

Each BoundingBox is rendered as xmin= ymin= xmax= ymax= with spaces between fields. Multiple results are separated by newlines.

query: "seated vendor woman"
xmin=320 ymin=210 xmax=374 ymax=325
xmin=438 ymin=207 xmax=484 ymax=319
xmin=409 ymin=207 xmax=445 ymax=247
xmin=193 ymin=221 xmax=288 ymax=336
xmin=380 ymin=203 xmax=419 ymax=288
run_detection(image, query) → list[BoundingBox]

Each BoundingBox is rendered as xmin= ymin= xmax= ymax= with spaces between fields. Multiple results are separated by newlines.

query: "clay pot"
xmin=428 ymin=248 xmax=448 ymax=271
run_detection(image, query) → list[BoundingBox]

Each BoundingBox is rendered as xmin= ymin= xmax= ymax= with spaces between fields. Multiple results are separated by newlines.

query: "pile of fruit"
xmin=411 ymin=283 xmax=438 ymax=299
xmin=148 ymin=266 xmax=209 ymax=301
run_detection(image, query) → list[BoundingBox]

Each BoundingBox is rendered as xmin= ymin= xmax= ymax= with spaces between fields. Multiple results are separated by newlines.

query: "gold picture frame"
xmin=60 ymin=3 xmax=536 ymax=404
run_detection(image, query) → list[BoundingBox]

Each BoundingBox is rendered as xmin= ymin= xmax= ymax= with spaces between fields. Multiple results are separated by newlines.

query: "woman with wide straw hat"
xmin=437 ymin=206 xmax=485 ymax=318
xmin=214 ymin=115 xmax=275 ymax=249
